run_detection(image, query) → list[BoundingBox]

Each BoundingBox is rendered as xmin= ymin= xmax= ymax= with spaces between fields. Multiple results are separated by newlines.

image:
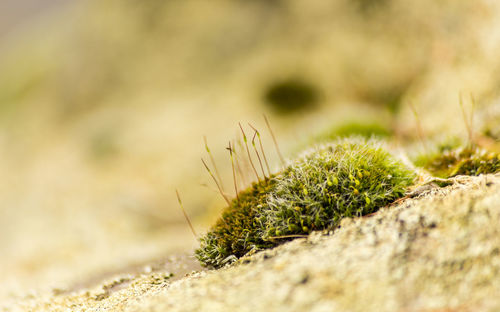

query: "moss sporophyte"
xmin=196 ymin=138 xmax=416 ymax=268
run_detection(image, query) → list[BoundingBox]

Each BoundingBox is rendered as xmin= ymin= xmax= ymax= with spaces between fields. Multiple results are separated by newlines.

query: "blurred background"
xmin=2 ymin=0 xmax=500 ymax=300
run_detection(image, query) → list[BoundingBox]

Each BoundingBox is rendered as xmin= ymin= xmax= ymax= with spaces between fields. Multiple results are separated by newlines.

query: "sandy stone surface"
xmin=4 ymin=174 xmax=500 ymax=312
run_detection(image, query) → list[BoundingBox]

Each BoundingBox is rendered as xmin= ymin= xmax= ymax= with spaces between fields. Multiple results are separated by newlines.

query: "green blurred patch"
xmin=0 ymin=53 xmax=49 ymax=118
xmin=263 ymin=78 xmax=320 ymax=115
xmin=353 ymin=0 xmax=390 ymax=13
xmin=316 ymin=121 xmax=392 ymax=143
xmin=355 ymin=82 xmax=411 ymax=115
xmin=88 ymin=129 xmax=120 ymax=161
xmin=482 ymin=117 xmax=500 ymax=142
xmin=0 ymin=74 xmax=42 ymax=111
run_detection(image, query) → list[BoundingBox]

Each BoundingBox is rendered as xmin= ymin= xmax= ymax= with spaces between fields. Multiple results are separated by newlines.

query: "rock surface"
xmin=6 ymin=174 xmax=500 ymax=312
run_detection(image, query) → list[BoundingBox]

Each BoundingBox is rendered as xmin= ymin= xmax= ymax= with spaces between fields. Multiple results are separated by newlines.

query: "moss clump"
xmin=260 ymin=140 xmax=415 ymax=240
xmin=196 ymin=138 xmax=416 ymax=268
xmin=195 ymin=178 xmax=276 ymax=268
xmin=415 ymin=146 xmax=500 ymax=178
xmin=263 ymin=78 xmax=319 ymax=114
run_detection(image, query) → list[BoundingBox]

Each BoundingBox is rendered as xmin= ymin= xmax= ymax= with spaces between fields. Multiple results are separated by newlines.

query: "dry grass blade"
xmin=263 ymin=114 xmax=285 ymax=166
xmin=175 ymin=189 xmax=197 ymax=238
xmin=239 ymin=122 xmax=261 ymax=181
xmin=201 ymin=158 xmax=231 ymax=205
xmin=249 ymin=123 xmax=271 ymax=176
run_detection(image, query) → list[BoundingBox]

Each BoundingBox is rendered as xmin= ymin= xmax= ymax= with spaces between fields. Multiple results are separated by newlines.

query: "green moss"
xmin=259 ymin=139 xmax=415 ymax=240
xmin=433 ymin=137 xmax=463 ymax=153
xmin=196 ymin=138 xmax=416 ymax=268
xmin=195 ymin=178 xmax=276 ymax=268
xmin=415 ymin=146 xmax=500 ymax=178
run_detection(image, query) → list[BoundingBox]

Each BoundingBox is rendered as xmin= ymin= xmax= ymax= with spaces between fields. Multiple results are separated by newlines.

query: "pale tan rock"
xmin=8 ymin=174 xmax=500 ymax=312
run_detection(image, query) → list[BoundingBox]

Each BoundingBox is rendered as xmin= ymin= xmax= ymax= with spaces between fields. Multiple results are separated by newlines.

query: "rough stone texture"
xmin=6 ymin=174 xmax=500 ymax=312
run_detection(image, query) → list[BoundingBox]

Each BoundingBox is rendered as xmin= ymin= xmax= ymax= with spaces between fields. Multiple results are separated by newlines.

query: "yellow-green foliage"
xmin=195 ymin=179 xmax=276 ymax=268
xmin=260 ymin=140 xmax=415 ymax=240
xmin=416 ymin=146 xmax=500 ymax=178
xmin=196 ymin=138 xmax=416 ymax=268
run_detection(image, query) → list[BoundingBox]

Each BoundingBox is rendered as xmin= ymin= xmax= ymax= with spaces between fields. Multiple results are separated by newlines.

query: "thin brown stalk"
xmin=175 ymin=189 xmax=197 ymax=238
xmin=263 ymin=114 xmax=285 ymax=166
xmin=469 ymin=93 xmax=476 ymax=145
xmin=252 ymin=130 xmax=267 ymax=179
xmin=237 ymin=138 xmax=251 ymax=177
xmin=226 ymin=142 xmax=239 ymax=200
xmin=459 ymin=93 xmax=473 ymax=147
xmin=232 ymin=140 xmax=248 ymax=188
xmin=201 ymin=158 xmax=231 ymax=205
xmin=239 ymin=122 xmax=261 ymax=181
xmin=409 ymin=101 xmax=428 ymax=153
xmin=200 ymin=183 xmax=232 ymax=197
xmin=203 ymin=136 xmax=224 ymax=191
xmin=249 ymin=123 xmax=271 ymax=176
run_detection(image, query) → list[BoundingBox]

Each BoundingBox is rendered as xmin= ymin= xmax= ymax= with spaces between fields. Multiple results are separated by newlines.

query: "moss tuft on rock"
xmin=260 ymin=139 xmax=415 ymax=240
xmin=415 ymin=146 xmax=500 ymax=178
xmin=196 ymin=138 xmax=416 ymax=268
xmin=195 ymin=178 xmax=276 ymax=268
